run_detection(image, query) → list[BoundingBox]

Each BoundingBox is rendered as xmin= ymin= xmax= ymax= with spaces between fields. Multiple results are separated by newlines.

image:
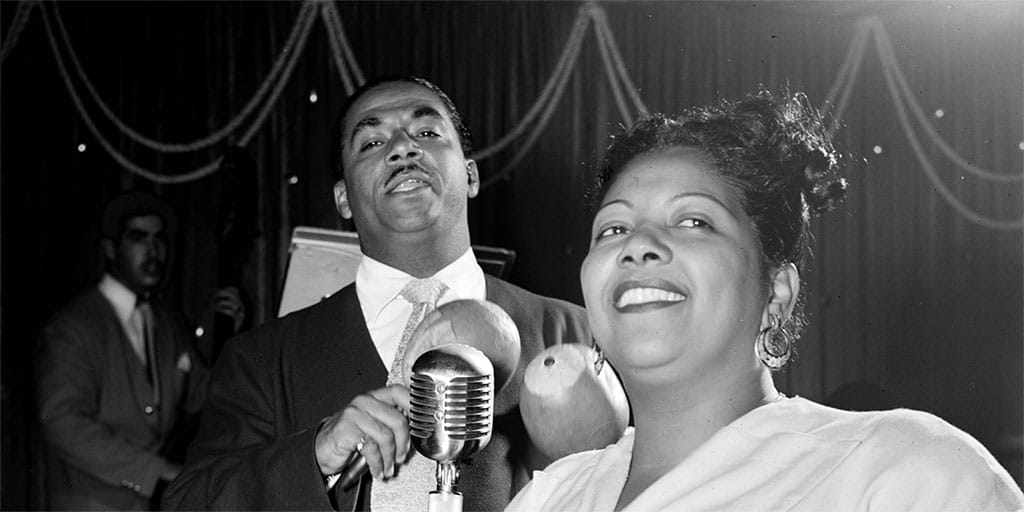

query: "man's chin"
xmin=380 ymin=203 xmax=442 ymax=230
xmin=388 ymin=218 xmax=440 ymax=234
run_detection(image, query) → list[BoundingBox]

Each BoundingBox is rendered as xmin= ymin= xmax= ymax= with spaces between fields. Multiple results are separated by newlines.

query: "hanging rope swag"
xmin=2 ymin=0 xmax=1020 ymax=228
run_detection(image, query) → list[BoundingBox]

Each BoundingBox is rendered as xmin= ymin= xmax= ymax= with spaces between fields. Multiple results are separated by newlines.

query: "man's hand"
xmin=161 ymin=462 xmax=182 ymax=481
xmin=315 ymin=385 xmax=412 ymax=481
xmin=211 ymin=286 xmax=246 ymax=332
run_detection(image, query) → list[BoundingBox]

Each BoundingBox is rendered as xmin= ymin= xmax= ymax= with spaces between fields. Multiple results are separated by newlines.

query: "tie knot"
xmin=400 ymin=278 xmax=448 ymax=306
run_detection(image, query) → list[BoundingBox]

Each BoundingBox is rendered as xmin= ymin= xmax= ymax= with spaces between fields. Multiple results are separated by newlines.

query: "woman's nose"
xmin=617 ymin=227 xmax=671 ymax=266
xmin=387 ymin=131 xmax=423 ymax=164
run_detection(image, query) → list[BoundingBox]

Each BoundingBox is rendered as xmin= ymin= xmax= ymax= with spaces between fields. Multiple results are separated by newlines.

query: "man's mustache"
xmin=386 ymin=163 xmax=429 ymax=186
xmin=140 ymin=259 xmax=165 ymax=275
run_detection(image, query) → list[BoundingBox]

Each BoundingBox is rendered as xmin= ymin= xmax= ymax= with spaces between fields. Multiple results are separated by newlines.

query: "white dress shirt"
xmin=343 ymin=249 xmax=488 ymax=507
xmin=354 ymin=248 xmax=486 ymax=369
xmin=98 ymin=274 xmax=146 ymax=364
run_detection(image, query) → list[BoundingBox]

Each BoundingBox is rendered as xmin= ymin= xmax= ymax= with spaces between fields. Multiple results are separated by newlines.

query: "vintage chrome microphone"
xmin=337 ymin=300 xmax=514 ymax=493
xmin=408 ymin=343 xmax=494 ymax=512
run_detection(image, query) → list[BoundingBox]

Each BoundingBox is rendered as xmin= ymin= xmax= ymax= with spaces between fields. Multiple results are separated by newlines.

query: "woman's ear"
xmin=761 ymin=263 xmax=800 ymax=328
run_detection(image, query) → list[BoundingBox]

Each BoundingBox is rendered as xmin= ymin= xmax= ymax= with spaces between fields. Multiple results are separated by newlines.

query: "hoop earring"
xmin=756 ymin=314 xmax=791 ymax=370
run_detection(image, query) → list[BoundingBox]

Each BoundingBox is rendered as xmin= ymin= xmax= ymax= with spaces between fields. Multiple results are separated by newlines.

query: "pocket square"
xmin=176 ymin=353 xmax=192 ymax=372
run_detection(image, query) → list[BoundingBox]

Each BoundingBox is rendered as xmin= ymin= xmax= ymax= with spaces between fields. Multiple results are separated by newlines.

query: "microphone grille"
xmin=409 ymin=373 xmax=492 ymax=440
xmin=407 ymin=344 xmax=495 ymax=461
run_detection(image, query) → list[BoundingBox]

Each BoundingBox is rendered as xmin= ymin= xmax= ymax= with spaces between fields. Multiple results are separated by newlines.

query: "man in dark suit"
xmin=163 ymin=76 xmax=590 ymax=511
xmin=35 ymin=191 xmax=221 ymax=510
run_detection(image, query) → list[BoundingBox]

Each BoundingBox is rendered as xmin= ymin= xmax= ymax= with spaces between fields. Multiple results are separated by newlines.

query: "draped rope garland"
xmin=0 ymin=0 xmax=34 ymax=65
xmin=52 ymin=1 xmax=318 ymax=154
xmin=820 ymin=18 xmax=870 ymax=137
xmin=477 ymin=3 xmax=592 ymax=188
xmin=590 ymin=5 xmax=649 ymax=124
xmin=320 ymin=0 xmax=365 ymax=95
xmin=865 ymin=17 xmax=1024 ymax=229
xmin=3 ymin=1 xmax=1021 ymax=228
xmin=38 ymin=0 xmax=318 ymax=183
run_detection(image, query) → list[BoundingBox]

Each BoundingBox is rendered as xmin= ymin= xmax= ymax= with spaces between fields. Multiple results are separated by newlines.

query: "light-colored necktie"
xmin=127 ymin=305 xmax=149 ymax=364
xmin=387 ymin=278 xmax=448 ymax=384
xmin=129 ymin=300 xmax=161 ymax=411
xmin=373 ymin=278 xmax=448 ymax=512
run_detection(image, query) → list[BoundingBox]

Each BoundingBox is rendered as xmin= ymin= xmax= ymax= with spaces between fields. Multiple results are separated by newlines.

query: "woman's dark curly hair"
xmin=589 ymin=89 xmax=848 ymax=350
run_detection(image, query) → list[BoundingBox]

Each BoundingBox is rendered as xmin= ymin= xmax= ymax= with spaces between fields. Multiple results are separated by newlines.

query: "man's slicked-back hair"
xmin=329 ymin=76 xmax=473 ymax=180
xmin=101 ymin=190 xmax=177 ymax=243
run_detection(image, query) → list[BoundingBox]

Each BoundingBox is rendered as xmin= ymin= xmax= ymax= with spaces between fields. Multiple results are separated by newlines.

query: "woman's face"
xmin=581 ymin=146 xmax=768 ymax=384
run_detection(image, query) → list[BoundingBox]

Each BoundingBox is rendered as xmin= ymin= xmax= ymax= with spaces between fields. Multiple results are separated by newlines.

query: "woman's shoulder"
xmin=540 ymin=427 xmax=631 ymax=477
xmin=781 ymin=398 xmax=993 ymax=461
xmin=788 ymin=398 xmax=985 ymax=451
xmin=782 ymin=398 xmax=1023 ymax=509
xmin=506 ymin=430 xmax=633 ymax=512
xmin=849 ymin=407 xmax=1008 ymax=478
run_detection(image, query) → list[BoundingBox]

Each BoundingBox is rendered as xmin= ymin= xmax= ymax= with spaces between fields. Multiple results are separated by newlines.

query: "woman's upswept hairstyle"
xmin=592 ymin=89 xmax=847 ymax=275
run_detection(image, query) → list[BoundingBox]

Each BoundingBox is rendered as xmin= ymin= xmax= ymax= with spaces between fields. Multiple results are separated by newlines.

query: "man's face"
xmin=104 ymin=214 xmax=168 ymax=295
xmin=334 ymin=81 xmax=479 ymax=245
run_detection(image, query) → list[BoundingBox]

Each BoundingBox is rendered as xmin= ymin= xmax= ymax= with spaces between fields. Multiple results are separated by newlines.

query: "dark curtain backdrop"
xmin=2 ymin=1 xmax=1021 ymax=508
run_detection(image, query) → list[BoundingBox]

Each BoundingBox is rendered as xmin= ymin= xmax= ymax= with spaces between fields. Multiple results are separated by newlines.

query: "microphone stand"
xmin=428 ymin=461 xmax=462 ymax=512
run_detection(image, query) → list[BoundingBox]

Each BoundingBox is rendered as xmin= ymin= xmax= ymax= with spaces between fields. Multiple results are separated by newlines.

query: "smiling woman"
xmin=506 ymin=90 xmax=1024 ymax=511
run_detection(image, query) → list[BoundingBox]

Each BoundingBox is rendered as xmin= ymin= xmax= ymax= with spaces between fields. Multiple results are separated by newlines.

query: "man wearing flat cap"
xmin=35 ymin=190 xmax=231 ymax=510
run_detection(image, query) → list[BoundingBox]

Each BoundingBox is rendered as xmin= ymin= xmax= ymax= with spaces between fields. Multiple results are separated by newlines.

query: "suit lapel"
xmin=149 ymin=305 xmax=180 ymax=435
xmin=288 ymin=285 xmax=387 ymax=424
xmin=483 ymin=275 xmax=515 ymax=315
xmin=96 ymin=291 xmax=163 ymax=434
xmin=332 ymin=285 xmax=388 ymax=386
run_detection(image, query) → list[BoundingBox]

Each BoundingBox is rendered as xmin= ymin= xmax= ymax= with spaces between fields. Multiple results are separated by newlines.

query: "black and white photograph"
xmin=1 ymin=1 xmax=1021 ymax=510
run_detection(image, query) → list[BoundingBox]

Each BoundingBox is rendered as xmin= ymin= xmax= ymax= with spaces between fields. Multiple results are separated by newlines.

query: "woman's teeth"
xmin=616 ymin=287 xmax=686 ymax=308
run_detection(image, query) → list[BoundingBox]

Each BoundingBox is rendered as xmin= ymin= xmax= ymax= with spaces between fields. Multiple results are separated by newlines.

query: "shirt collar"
xmin=355 ymin=248 xmax=486 ymax=323
xmin=98 ymin=273 xmax=139 ymax=324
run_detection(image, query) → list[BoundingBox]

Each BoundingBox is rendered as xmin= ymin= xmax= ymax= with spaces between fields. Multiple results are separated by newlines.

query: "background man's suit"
xmin=36 ymin=288 xmax=207 ymax=510
xmin=164 ymin=275 xmax=590 ymax=511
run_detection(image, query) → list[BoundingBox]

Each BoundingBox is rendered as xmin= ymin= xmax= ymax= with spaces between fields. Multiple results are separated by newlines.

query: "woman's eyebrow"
xmin=596 ymin=198 xmax=634 ymax=212
xmin=669 ymin=191 xmax=737 ymax=216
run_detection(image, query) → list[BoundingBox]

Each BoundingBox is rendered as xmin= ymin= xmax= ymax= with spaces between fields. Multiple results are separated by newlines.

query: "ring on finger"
xmin=355 ymin=436 xmax=367 ymax=453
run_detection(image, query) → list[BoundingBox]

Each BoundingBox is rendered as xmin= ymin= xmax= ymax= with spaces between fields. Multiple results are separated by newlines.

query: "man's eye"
xmin=595 ymin=225 xmax=629 ymax=240
xmin=417 ymin=130 xmax=440 ymax=138
xmin=359 ymin=140 xmax=383 ymax=152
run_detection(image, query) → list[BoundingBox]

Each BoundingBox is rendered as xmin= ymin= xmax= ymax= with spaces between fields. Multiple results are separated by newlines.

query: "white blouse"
xmin=506 ymin=396 xmax=1023 ymax=511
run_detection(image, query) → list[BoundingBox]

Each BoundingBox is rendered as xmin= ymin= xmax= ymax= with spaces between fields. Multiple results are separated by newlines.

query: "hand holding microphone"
xmin=314 ymin=385 xmax=412 ymax=486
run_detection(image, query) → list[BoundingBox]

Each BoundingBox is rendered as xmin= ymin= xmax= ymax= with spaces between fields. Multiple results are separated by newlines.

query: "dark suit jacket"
xmin=163 ymin=275 xmax=590 ymax=511
xmin=35 ymin=288 xmax=207 ymax=510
